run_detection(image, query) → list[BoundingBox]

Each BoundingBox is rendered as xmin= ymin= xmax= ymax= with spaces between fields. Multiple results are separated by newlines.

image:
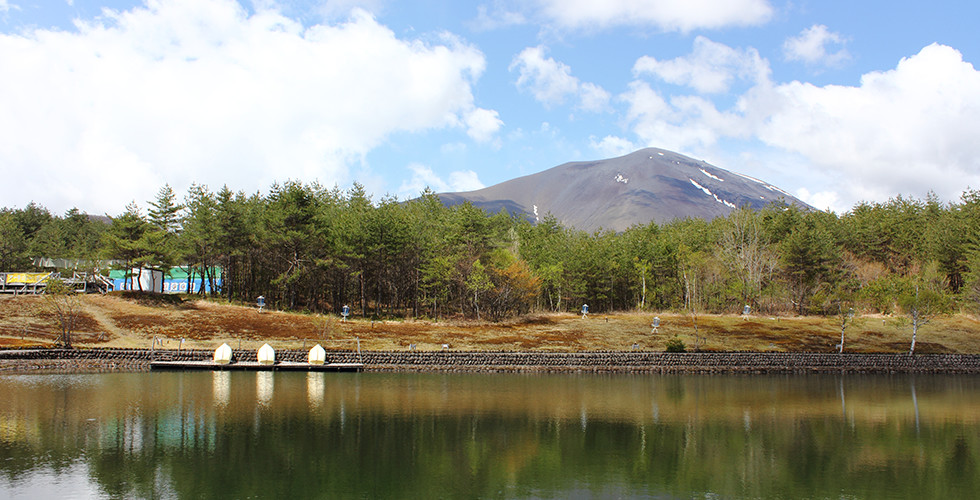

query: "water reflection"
xmin=212 ymin=371 xmax=230 ymax=407
xmin=307 ymin=372 xmax=323 ymax=409
xmin=0 ymin=372 xmax=977 ymax=499
xmin=256 ymin=371 xmax=273 ymax=406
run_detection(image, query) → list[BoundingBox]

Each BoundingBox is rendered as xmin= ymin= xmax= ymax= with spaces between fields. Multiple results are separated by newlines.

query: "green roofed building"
xmin=109 ymin=266 xmax=222 ymax=294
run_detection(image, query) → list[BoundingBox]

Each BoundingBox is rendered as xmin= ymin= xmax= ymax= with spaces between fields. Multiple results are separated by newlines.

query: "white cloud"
xmin=795 ymin=188 xmax=840 ymax=212
xmin=448 ymin=169 xmax=485 ymax=191
xmin=510 ymin=45 xmax=609 ymax=110
xmin=753 ymin=43 xmax=980 ymax=206
xmin=578 ymin=82 xmax=611 ymax=112
xmin=470 ymin=2 xmax=526 ymax=31
xmin=440 ymin=142 xmax=467 ymax=154
xmin=622 ymin=40 xmax=980 ymax=209
xmin=783 ymin=24 xmax=850 ymax=67
xmin=633 ymin=36 xmax=769 ymax=94
xmin=0 ymin=0 xmax=496 ymax=214
xmin=535 ymin=0 xmax=773 ymax=32
xmin=398 ymin=163 xmax=484 ymax=198
xmin=622 ymin=81 xmax=744 ymax=152
xmin=463 ymin=107 xmax=504 ymax=142
xmin=590 ymin=135 xmax=636 ymax=158
xmin=312 ymin=0 xmax=386 ymax=20
xmin=510 ymin=46 xmax=579 ymax=105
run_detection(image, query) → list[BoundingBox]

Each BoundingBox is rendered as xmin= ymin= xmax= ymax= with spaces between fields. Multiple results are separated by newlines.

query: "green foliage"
xmin=959 ymin=251 xmax=980 ymax=312
xmin=665 ymin=337 xmax=686 ymax=353
xmin=897 ymin=263 xmax=953 ymax=315
xmin=102 ymin=202 xmax=152 ymax=290
xmin=0 ymin=204 xmax=106 ymax=271
xmin=897 ymin=262 xmax=953 ymax=354
xmin=7 ymin=187 xmax=980 ymax=322
xmin=778 ymin=210 xmax=841 ymax=315
xmin=860 ymin=275 xmax=902 ymax=314
xmin=0 ymin=208 xmax=28 ymax=271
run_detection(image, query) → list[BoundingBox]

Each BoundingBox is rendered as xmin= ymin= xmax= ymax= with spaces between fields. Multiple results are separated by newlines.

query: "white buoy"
xmin=213 ymin=343 xmax=232 ymax=365
xmin=257 ymin=343 xmax=275 ymax=365
xmin=308 ymin=344 xmax=326 ymax=365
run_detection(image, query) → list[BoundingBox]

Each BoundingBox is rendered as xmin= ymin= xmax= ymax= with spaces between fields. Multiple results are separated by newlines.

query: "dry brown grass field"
xmin=2 ymin=292 xmax=979 ymax=353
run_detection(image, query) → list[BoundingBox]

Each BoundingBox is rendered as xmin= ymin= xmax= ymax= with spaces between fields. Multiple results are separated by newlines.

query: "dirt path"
xmin=79 ymin=300 xmax=136 ymax=346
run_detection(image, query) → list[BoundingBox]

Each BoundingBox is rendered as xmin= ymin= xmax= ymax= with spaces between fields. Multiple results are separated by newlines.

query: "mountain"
xmin=437 ymin=148 xmax=812 ymax=232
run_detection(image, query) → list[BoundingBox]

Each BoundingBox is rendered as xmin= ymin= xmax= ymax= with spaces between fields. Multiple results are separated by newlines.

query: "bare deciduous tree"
xmin=45 ymin=278 xmax=80 ymax=349
xmin=837 ymin=303 xmax=855 ymax=353
xmin=719 ymin=208 xmax=777 ymax=309
xmin=900 ymin=263 xmax=951 ymax=354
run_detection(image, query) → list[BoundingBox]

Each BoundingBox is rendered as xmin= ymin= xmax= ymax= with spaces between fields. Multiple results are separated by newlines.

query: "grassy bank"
xmin=2 ymin=293 xmax=979 ymax=353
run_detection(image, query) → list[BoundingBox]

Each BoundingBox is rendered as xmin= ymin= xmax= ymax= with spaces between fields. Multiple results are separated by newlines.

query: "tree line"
xmin=3 ymin=183 xmax=979 ymax=321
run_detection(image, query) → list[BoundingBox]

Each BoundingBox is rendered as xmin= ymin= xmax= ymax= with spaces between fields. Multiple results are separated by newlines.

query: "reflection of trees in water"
xmin=0 ymin=373 xmax=978 ymax=498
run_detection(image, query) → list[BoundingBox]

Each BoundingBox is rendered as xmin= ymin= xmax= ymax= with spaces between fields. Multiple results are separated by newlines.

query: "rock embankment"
xmin=2 ymin=349 xmax=980 ymax=374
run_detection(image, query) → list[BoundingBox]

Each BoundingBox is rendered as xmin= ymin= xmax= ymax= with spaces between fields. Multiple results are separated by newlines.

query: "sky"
xmin=1 ymin=0 xmax=979 ymax=216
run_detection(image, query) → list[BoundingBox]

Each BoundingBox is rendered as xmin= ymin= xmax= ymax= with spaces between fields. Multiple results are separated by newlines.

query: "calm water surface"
xmin=0 ymin=371 xmax=977 ymax=499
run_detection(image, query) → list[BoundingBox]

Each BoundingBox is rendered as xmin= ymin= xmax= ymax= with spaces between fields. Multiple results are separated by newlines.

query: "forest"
xmin=2 ymin=181 xmax=979 ymax=322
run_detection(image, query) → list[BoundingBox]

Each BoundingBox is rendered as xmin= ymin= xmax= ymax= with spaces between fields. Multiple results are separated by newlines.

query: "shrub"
xmin=665 ymin=337 xmax=686 ymax=353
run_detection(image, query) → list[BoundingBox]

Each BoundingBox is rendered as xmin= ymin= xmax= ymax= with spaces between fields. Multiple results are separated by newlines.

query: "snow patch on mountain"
xmin=689 ymin=179 xmax=736 ymax=209
xmin=699 ymin=168 xmax=723 ymax=182
xmin=764 ymin=184 xmax=792 ymax=197
xmin=732 ymin=171 xmax=766 ymax=184
xmin=690 ymin=178 xmax=712 ymax=196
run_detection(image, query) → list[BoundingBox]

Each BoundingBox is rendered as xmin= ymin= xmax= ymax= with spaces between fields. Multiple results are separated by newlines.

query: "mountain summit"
xmin=437 ymin=148 xmax=811 ymax=232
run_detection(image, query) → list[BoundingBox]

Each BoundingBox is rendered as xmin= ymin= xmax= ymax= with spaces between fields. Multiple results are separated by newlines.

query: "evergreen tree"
xmin=180 ymin=184 xmax=219 ymax=295
xmin=103 ymin=202 xmax=151 ymax=291
xmin=0 ymin=209 xmax=27 ymax=271
xmin=779 ymin=214 xmax=840 ymax=315
xmin=144 ymin=184 xmax=183 ymax=287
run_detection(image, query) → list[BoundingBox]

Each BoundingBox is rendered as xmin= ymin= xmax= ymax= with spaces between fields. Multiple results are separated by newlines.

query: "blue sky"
xmin=1 ymin=0 xmax=978 ymax=216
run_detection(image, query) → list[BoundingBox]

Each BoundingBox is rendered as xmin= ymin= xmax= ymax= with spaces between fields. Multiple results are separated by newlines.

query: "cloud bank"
xmin=0 ymin=0 xmax=498 ymax=214
xmin=617 ymin=40 xmax=980 ymax=211
xmin=510 ymin=45 xmax=610 ymax=111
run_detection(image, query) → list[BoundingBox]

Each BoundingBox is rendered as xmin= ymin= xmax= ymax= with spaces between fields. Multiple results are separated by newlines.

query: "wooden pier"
xmin=150 ymin=361 xmax=364 ymax=372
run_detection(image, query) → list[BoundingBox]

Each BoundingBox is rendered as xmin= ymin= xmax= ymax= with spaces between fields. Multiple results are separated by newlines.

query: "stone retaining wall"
xmin=3 ymin=348 xmax=980 ymax=374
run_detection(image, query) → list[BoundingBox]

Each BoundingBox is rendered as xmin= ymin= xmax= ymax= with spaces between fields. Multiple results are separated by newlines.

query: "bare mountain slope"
xmin=438 ymin=148 xmax=811 ymax=232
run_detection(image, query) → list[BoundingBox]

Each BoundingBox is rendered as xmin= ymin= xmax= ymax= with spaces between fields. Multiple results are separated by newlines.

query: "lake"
xmin=0 ymin=371 xmax=977 ymax=499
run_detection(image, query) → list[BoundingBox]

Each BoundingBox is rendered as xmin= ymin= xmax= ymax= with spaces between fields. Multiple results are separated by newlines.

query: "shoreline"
xmin=5 ymin=295 xmax=980 ymax=354
xmin=3 ymin=348 xmax=980 ymax=375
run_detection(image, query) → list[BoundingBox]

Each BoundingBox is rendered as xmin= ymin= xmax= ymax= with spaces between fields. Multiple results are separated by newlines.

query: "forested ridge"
xmin=3 ymin=182 xmax=979 ymax=321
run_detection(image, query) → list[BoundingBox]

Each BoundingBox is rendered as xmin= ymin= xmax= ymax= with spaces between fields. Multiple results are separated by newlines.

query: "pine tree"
xmin=103 ymin=202 xmax=150 ymax=291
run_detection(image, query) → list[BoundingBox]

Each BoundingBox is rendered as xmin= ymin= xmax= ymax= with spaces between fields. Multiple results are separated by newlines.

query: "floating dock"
xmin=150 ymin=361 xmax=364 ymax=372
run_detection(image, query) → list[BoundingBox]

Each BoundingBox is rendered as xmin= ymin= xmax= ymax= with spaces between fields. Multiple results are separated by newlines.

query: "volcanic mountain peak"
xmin=438 ymin=148 xmax=811 ymax=232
